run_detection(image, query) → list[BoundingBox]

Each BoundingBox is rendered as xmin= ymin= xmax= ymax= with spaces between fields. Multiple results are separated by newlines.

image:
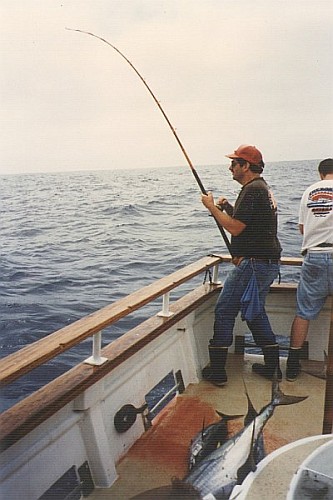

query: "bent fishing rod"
xmin=66 ymin=28 xmax=233 ymax=256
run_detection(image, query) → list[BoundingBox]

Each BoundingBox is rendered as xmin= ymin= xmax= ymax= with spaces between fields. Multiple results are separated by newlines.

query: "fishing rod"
xmin=66 ymin=28 xmax=233 ymax=255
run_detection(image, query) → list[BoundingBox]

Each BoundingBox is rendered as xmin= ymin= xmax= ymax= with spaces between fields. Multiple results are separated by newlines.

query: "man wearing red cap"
xmin=201 ymin=144 xmax=282 ymax=385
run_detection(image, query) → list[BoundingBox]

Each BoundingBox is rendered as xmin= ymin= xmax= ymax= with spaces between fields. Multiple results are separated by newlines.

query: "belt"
xmin=232 ymin=256 xmax=280 ymax=266
xmin=251 ymin=258 xmax=280 ymax=264
xmin=302 ymin=243 xmax=333 ymax=256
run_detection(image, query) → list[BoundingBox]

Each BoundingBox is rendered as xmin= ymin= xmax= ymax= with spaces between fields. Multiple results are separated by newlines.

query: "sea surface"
xmin=0 ymin=160 xmax=319 ymax=411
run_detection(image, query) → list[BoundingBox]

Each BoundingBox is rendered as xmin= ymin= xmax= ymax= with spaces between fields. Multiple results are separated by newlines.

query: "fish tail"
xmin=216 ymin=411 xmax=244 ymax=421
xmin=272 ymin=378 xmax=308 ymax=406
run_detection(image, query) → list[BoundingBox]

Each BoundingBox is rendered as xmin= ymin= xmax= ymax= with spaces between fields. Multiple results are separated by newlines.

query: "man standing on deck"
xmin=286 ymin=158 xmax=333 ymax=381
xmin=201 ymin=144 xmax=282 ymax=386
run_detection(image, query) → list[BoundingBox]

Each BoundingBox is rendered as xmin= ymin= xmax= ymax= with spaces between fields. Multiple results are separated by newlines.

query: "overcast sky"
xmin=1 ymin=0 xmax=332 ymax=175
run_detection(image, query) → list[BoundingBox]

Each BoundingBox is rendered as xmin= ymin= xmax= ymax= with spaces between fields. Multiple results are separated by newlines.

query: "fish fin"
xmin=201 ymin=417 xmax=205 ymax=438
xmin=215 ymin=411 xmax=244 ymax=422
xmin=241 ymin=378 xmax=258 ymax=425
xmin=272 ymin=378 xmax=308 ymax=406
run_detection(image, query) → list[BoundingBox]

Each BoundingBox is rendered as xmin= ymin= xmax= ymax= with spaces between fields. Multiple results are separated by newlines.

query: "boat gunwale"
xmin=0 ymin=256 xmax=303 ymax=450
xmin=0 ymin=255 xmax=302 ymax=388
xmin=0 ymin=255 xmax=225 ymax=387
xmin=0 ymin=281 xmax=221 ymax=449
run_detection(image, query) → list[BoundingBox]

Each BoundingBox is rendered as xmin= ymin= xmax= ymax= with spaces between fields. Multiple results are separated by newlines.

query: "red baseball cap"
xmin=226 ymin=144 xmax=263 ymax=165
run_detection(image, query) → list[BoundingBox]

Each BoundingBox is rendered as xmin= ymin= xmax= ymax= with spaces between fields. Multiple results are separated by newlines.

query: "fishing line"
xmin=66 ymin=28 xmax=233 ymax=255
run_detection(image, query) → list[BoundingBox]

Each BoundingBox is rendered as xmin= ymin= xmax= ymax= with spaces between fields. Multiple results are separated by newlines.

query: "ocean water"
xmin=0 ymin=160 xmax=319 ymax=410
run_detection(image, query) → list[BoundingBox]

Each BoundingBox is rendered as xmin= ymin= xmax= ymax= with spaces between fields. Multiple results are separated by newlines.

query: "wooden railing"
xmin=0 ymin=255 xmax=303 ymax=387
xmin=0 ymin=255 xmax=227 ymax=448
xmin=0 ymin=255 xmax=314 ymax=448
xmin=0 ymin=254 xmax=227 ymax=386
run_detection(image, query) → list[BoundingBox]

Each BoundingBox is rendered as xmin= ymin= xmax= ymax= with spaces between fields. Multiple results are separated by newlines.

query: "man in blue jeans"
xmin=287 ymin=158 xmax=333 ymax=381
xmin=201 ymin=144 xmax=282 ymax=386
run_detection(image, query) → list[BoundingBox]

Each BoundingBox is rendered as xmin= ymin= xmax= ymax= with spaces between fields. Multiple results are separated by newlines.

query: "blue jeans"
xmin=212 ymin=259 xmax=279 ymax=348
xmin=296 ymin=252 xmax=333 ymax=320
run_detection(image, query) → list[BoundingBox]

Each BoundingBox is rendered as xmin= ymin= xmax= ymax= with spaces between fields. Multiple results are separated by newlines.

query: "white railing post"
xmin=212 ymin=264 xmax=221 ymax=285
xmin=157 ymin=292 xmax=173 ymax=317
xmin=84 ymin=332 xmax=108 ymax=366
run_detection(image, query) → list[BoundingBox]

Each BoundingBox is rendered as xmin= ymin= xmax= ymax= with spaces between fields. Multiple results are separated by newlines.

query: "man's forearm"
xmin=208 ymin=205 xmax=245 ymax=236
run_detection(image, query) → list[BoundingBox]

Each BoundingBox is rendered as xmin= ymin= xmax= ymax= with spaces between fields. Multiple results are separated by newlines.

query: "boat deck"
xmin=88 ymin=353 xmax=326 ymax=499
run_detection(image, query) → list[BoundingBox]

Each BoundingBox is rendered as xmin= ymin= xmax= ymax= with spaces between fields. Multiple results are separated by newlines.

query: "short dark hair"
xmin=249 ymin=160 xmax=265 ymax=174
xmin=235 ymin=157 xmax=264 ymax=173
xmin=318 ymin=158 xmax=333 ymax=176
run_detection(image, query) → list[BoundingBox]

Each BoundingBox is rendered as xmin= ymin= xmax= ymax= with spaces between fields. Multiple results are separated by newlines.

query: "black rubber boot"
xmin=252 ymin=344 xmax=282 ymax=381
xmin=202 ymin=346 xmax=228 ymax=386
xmin=286 ymin=347 xmax=302 ymax=382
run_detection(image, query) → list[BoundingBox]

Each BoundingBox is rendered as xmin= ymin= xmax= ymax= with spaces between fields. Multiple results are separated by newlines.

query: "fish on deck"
xmin=183 ymin=378 xmax=308 ymax=499
xmin=131 ymin=378 xmax=308 ymax=500
xmin=189 ymin=412 xmax=243 ymax=470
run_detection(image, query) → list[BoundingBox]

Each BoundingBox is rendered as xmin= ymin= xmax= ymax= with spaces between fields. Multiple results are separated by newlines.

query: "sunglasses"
xmin=230 ymin=158 xmax=246 ymax=169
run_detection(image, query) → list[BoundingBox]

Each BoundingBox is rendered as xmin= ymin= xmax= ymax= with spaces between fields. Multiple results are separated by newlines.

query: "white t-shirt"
xmin=299 ymin=179 xmax=333 ymax=253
